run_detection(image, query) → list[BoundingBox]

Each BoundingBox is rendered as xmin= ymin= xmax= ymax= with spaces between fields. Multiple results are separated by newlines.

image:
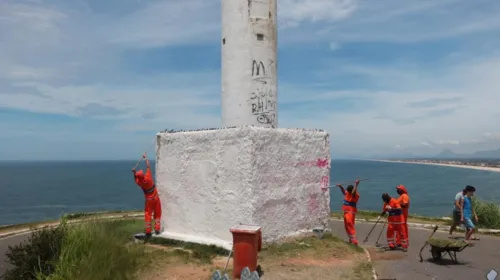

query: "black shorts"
xmin=453 ymin=210 xmax=461 ymax=223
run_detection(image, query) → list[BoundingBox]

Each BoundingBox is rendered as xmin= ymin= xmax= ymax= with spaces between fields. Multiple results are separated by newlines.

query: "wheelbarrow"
xmin=418 ymin=225 xmax=469 ymax=264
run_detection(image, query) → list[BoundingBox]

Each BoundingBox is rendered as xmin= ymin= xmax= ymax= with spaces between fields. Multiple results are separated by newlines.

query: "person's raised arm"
xmin=143 ymin=154 xmax=153 ymax=181
xmin=352 ymin=180 xmax=360 ymax=195
xmin=337 ymin=184 xmax=346 ymax=195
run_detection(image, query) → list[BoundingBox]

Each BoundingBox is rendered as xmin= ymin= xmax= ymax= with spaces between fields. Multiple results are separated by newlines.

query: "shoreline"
xmin=367 ymin=159 xmax=500 ymax=173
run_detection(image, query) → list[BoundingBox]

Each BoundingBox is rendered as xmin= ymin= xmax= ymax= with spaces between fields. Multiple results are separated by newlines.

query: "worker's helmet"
xmin=135 ymin=170 xmax=144 ymax=179
xmin=396 ymin=185 xmax=407 ymax=194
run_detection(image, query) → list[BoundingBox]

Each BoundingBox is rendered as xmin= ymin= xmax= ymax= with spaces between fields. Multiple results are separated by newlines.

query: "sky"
xmin=1 ymin=0 xmax=500 ymax=160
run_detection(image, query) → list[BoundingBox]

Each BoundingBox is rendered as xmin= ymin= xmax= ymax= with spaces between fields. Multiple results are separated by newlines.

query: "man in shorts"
xmin=461 ymin=185 xmax=479 ymax=242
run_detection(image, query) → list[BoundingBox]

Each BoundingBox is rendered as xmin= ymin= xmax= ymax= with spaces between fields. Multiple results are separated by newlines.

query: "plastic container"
xmin=229 ymin=224 xmax=262 ymax=278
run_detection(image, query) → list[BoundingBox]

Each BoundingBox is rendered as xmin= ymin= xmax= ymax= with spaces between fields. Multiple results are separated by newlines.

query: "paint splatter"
xmin=296 ymin=158 xmax=329 ymax=168
xmin=320 ymin=176 xmax=329 ymax=191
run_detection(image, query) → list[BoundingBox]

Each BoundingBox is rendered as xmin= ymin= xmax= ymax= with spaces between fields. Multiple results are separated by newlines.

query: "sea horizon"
xmin=1 ymin=159 xmax=499 ymax=226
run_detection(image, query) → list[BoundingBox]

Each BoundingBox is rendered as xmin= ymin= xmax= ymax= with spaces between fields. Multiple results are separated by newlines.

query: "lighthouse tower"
xmin=221 ymin=0 xmax=278 ymax=128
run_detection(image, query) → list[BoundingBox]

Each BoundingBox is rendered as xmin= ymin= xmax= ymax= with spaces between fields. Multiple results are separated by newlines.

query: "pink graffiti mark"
xmin=308 ymin=194 xmax=319 ymax=214
xmin=320 ymin=176 xmax=329 ymax=191
xmin=296 ymin=158 xmax=329 ymax=168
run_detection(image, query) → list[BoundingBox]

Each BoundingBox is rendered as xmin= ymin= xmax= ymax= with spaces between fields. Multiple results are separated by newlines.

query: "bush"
xmin=41 ymin=219 xmax=146 ymax=280
xmin=3 ymin=219 xmax=148 ymax=280
xmin=3 ymin=222 xmax=67 ymax=280
xmin=473 ymin=197 xmax=500 ymax=229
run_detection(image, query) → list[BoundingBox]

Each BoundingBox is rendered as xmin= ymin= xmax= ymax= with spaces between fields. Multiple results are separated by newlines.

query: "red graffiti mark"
xmin=320 ymin=176 xmax=329 ymax=191
xmin=296 ymin=158 xmax=329 ymax=168
xmin=316 ymin=158 xmax=328 ymax=168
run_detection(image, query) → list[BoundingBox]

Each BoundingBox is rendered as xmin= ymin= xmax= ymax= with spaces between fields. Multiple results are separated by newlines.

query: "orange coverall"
xmin=135 ymin=168 xmax=162 ymax=235
xmin=396 ymin=185 xmax=410 ymax=246
xmin=383 ymin=198 xmax=407 ymax=249
xmin=342 ymin=192 xmax=360 ymax=245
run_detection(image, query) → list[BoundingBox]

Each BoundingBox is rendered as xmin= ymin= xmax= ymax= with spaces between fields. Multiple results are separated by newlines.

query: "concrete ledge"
xmin=362 ymin=247 xmax=378 ymax=280
xmin=329 ymin=217 xmax=500 ymax=234
xmin=0 ymin=214 xmax=144 ymax=239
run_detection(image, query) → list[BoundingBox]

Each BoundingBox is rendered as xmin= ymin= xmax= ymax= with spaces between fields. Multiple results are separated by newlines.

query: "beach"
xmin=371 ymin=159 xmax=500 ymax=173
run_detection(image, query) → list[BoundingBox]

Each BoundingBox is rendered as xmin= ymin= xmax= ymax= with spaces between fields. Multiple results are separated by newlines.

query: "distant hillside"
xmin=434 ymin=148 xmax=500 ymax=159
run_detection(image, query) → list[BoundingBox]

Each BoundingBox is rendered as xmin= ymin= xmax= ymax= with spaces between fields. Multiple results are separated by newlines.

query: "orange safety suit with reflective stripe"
xmin=342 ymin=191 xmax=360 ymax=245
xmin=396 ymin=185 xmax=410 ymax=247
xmin=135 ymin=168 xmax=162 ymax=234
xmin=383 ymin=198 xmax=407 ymax=249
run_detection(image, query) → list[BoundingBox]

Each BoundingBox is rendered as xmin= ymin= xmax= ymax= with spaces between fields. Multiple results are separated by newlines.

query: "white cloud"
xmin=328 ymin=42 xmax=341 ymax=51
xmin=1 ymin=0 xmax=500 ymax=159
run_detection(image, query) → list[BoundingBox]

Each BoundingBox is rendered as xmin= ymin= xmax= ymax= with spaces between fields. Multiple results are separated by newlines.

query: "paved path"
xmin=0 ymin=232 xmax=31 ymax=279
xmin=328 ymin=219 xmax=500 ymax=280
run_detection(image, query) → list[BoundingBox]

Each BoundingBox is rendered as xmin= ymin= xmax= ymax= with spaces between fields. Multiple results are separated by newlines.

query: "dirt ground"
xmin=138 ymin=233 xmax=374 ymax=280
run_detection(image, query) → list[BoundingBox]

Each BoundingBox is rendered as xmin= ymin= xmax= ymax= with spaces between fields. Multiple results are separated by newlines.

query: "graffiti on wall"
xmin=296 ymin=158 xmax=329 ymax=168
xmin=250 ymin=59 xmax=276 ymax=127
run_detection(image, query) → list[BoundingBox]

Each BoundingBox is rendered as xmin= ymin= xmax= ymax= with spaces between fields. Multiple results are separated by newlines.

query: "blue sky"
xmin=1 ymin=0 xmax=500 ymax=160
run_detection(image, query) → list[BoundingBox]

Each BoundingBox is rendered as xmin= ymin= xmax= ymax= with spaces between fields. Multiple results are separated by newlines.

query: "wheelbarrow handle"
xmin=419 ymin=225 xmax=439 ymax=262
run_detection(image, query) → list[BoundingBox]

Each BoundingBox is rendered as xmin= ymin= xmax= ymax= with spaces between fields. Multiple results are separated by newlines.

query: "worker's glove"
xmin=385 ymin=206 xmax=392 ymax=210
xmin=336 ymin=184 xmax=342 ymax=188
xmin=131 ymin=168 xmax=136 ymax=173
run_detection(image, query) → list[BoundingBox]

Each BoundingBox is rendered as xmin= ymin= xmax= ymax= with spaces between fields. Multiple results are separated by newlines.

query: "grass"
xmin=472 ymin=197 xmax=500 ymax=229
xmin=0 ymin=210 xmax=143 ymax=235
xmin=262 ymin=232 xmax=364 ymax=257
xmin=427 ymin=238 xmax=467 ymax=248
xmin=330 ymin=210 xmax=450 ymax=225
xmin=138 ymin=232 xmax=373 ymax=279
xmin=255 ymin=232 xmax=371 ymax=280
xmin=4 ymin=214 xmax=374 ymax=280
xmin=37 ymin=219 xmax=147 ymax=280
xmin=147 ymin=237 xmax=230 ymax=264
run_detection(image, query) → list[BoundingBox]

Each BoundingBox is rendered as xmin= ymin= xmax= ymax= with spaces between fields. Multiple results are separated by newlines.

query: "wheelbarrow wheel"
xmin=431 ymin=247 xmax=442 ymax=260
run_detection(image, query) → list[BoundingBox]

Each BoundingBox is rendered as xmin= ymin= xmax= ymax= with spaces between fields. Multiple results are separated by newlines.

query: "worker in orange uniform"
xmin=132 ymin=153 xmax=162 ymax=238
xmin=336 ymin=180 xmax=361 ymax=245
xmin=381 ymin=193 xmax=408 ymax=251
xmin=395 ymin=185 xmax=410 ymax=248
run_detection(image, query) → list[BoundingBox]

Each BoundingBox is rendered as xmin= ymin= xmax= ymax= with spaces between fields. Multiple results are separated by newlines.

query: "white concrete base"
xmin=155 ymin=126 xmax=330 ymax=248
xmin=158 ymin=231 xmax=233 ymax=250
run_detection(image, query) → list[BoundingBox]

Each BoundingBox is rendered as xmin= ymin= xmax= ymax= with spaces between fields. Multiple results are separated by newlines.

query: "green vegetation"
xmin=262 ymin=232 xmax=364 ymax=257
xmin=61 ymin=210 xmax=142 ymax=220
xmin=4 ymin=223 xmax=66 ymax=279
xmin=147 ymin=236 xmax=229 ymax=264
xmin=0 ymin=210 xmax=143 ymax=236
xmin=3 ymin=218 xmax=147 ymax=280
xmin=472 ymin=197 xmax=500 ymax=229
xmin=330 ymin=210 xmax=450 ymax=225
xmin=2 ymin=217 xmax=234 ymax=280
xmin=427 ymin=238 xmax=467 ymax=248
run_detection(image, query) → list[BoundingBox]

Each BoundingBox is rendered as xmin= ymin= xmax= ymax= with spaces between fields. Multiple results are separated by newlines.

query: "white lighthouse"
xmin=221 ymin=0 xmax=278 ymax=128
xmin=155 ymin=0 xmax=330 ymax=250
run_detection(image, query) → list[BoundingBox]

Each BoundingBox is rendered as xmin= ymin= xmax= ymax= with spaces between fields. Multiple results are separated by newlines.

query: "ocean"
xmin=1 ymin=160 xmax=499 ymax=226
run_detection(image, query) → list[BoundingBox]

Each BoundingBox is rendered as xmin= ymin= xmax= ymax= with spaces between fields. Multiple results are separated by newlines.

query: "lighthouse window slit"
xmin=256 ymin=33 xmax=264 ymax=41
xmin=222 ymin=38 xmax=226 ymax=45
